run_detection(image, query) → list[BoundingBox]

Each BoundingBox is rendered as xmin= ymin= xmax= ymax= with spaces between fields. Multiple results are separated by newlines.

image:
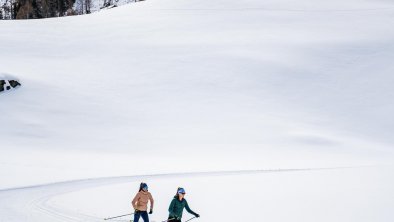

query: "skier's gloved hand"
xmin=194 ymin=213 xmax=200 ymax=218
xmin=149 ymin=209 xmax=153 ymax=214
xmin=134 ymin=209 xmax=139 ymax=213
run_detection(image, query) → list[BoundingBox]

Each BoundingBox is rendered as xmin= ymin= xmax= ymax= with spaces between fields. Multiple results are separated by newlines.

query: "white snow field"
xmin=1 ymin=167 xmax=394 ymax=222
xmin=1 ymin=0 xmax=394 ymax=221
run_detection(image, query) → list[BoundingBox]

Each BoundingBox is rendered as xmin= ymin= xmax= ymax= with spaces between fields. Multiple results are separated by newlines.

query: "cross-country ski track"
xmin=1 ymin=166 xmax=393 ymax=222
xmin=1 ymin=168 xmax=318 ymax=222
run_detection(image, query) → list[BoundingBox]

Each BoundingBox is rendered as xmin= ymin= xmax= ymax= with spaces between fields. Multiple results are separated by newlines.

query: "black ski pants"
xmin=134 ymin=211 xmax=149 ymax=222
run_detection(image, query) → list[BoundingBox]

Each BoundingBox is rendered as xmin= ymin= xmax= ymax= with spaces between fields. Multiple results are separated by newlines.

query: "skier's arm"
xmin=184 ymin=200 xmax=197 ymax=215
xmin=131 ymin=193 xmax=139 ymax=210
xmin=168 ymin=199 xmax=176 ymax=217
xmin=149 ymin=193 xmax=154 ymax=210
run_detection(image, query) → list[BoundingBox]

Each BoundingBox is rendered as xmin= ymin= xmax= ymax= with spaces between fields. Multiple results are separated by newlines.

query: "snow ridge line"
xmin=152 ymin=7 xmax=394 ymax=13
xmin=0 ymin=166 xmax=365 ymax=192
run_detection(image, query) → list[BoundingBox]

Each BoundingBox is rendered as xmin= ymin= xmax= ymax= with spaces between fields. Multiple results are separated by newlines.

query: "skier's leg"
xmin=141 ymin=211 xmax=149 ymax=222
xmin=134 ymin=211 xmax=141 ymax=222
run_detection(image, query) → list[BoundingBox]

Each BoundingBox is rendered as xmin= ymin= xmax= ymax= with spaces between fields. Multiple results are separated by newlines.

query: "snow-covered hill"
xmin=1 ymin=0 xmax=394 ymax=187
xmin=1 ymin=1 xmax=394 ymax=220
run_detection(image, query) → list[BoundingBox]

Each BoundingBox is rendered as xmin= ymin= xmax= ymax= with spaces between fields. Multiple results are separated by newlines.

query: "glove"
xmin=149 ymin=209 xmax=153 ymax=214
xmin=194 ymin=213 xmax=200 ymax=218
xmin=134 ymin=209 xmax=139 ymax=213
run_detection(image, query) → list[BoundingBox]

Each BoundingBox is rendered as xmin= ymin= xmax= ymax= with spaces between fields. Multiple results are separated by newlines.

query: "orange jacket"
xmin=132 ymin=191 xmax=154 ymax=211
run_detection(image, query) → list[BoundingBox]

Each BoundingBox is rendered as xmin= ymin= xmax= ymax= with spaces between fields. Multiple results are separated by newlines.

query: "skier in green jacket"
xmin=167 ymin=187 xmax=200 ymax=222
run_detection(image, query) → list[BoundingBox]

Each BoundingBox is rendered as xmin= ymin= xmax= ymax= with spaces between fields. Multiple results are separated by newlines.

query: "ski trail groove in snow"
xmin=0 ymin=167 xmax=371 ymax=222
xmin=0 ymin=167 xmax=355 ymax=192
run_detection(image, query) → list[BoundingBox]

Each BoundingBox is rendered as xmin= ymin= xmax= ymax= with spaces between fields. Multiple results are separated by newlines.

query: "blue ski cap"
xmin=143 ymin=184 xmax=148 ymax=191
xmin=178 ymin=187 xmax=186 ymax=194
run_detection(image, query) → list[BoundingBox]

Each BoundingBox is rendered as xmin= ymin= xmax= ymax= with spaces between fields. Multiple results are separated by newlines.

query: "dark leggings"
xmin=134 ymin=211 xmax=149 ymax=222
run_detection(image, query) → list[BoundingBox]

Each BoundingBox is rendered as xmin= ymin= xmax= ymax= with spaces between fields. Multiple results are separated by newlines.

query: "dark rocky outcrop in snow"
xmin=8 ymin=80 xmax=21 ymax=88
xmin=0 ymin=79 xmax=21 ymax=92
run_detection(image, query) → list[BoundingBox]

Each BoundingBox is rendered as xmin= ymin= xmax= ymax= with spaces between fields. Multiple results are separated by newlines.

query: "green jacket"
xmin=168 ymin=197 xmax=196 ymax=219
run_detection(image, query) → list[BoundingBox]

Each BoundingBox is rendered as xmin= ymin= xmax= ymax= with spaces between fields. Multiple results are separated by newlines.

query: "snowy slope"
xmin=1 ymin=167 xmax=394 ymax=222
xmin=1 ymin=0 xmax=394 ymax=221
xmin=1 ymin=0 xmax=394 ymax=193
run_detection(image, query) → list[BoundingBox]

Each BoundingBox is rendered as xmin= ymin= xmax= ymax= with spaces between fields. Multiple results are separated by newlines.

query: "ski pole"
xmin=161 ymin=218 xmax=176 ymax=222
xmin=184 ymin=217 xmax=197 ymax=222
xmin=104 ymin=213 xmax=134 ymax=220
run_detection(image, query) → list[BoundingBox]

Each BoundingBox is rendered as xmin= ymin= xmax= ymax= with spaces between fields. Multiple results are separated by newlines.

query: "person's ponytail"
xmin=174 ymin=187 xmax=181 ymax=198
xmin=139 ymin=182 xmax=146 ymax=192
